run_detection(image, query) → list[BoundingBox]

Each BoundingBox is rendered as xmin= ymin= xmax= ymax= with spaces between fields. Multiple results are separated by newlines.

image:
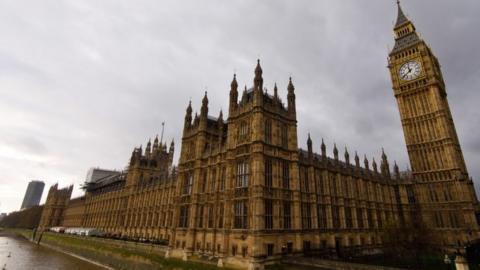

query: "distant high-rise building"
xmin=85 ymin=167 xmax=120 ymax=183
xmin=20 ymin=180 xmax=45 ymax=209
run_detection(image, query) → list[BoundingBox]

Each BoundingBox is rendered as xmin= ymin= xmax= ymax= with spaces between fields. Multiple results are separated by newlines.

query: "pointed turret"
xmin=241 ymin=86 xmax=248 ymax=103
xmin=372 ymin=158 xmax=378 ymax=173
xmin=333 ymin=143 xmax=339 ymax=161
xmin=201 ymin=91 xmax=209 ymax=118
xmin=184 ymin=100 xmax=192 ymax=129
xmin=307 ymin=133 xmax=313 ymax=158
xmin=344 ymin=146 xmax=350 ymax=166
xmin=394 ymin=161 xmax=400 ymax=179
xmin=321 ymin=138 xmax=326 ymax=157
xmin=129 ymin=148 xmax=138 ymax=166
xmin=146 ymin=139 xmax=152 ymax=157
xmin=229 ymin=74 xmax=238 ymax=113
xmin=253 ymin=59 xmax=264 ymax=105
xmin=381 ymin=148 xmax=390 ymax=178
xmin=169 ymin=139 xmax=175 ymax=154
xmin=168 ymin=139 xmax=175 ymax=166
xmin=218 ymin=110 xmax=224 ymax=146
xmin=364 ymin=155 xmax=369 ymax=170
xmin=273 ymin=83 xmax=278 ymax=99
xmin=218 ymin=110 xmax=224 ymax=128
xmin=153 ymin=135 xmax=159 ymax=151
xmin=287 ymin=77 xmax=296 ymax=115
xmin=355 ymin=151 xmax=360 ymax=167
xmin=193 ymin=112 xmax=199 ymax=126
xmin=254 ymin=59 xmax=263 ymax=90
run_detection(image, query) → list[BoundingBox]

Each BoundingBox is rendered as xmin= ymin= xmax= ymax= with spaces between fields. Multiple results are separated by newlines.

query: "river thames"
xmin=0 ymin=234 xmax=105 ymax=270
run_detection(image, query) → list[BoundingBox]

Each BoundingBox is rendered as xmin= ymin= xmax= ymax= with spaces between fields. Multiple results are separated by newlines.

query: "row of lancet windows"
xmin=264 ymin=159 xmax=290 ymax=189
xmin=397 ymin=27 xmax=410 ymax=38
xmin=394 ymin=47 xmax=419 ymax=60
xmin=182 ymin=168 xmax=227 ymax=195
xmin=263 ymin=201 xmax=391 ymax=230
xmin=264 ymin=119 xmax=288 ymax=148
xmin=402 ymin=89 xmax=431 ymax=119
xmin=178 ymin=203 xmax=225 ymax=229
xmin=434 ymin=211 xmax=462 ymax=228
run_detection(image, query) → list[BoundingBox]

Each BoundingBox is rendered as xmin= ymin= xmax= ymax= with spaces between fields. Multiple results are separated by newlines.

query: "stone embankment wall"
xmin=10 ymin=229 xmax=227 ymax=270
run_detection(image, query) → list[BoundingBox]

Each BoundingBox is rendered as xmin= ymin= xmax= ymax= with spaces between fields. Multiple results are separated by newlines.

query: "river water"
xmin=0 ymin=234 xmax=105 ymax=270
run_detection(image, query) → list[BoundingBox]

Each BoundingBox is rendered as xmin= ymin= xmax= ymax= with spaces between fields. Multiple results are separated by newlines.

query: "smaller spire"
xmin=306 ymin=134 xmax=313 ymax=160
xmin=333 ymin=143 xmax=339 ymax=160
xmin=255 ymin=59 xmax=262 ymax=74
xmin=364 ymin=154 xmax=369 ymax=170
xmin=307 ymin=133 xmax=313 ymax=154
xmin=218 ymin=109 xmax=224 ymax=129
xmin=381 ymin=147 xmax=387 ymax=160
xmin=193 ymin=112 xmax=199 ymax=125
xmin=241 ymin=85 xmax=248 ymax=102
xmin=395 ymin=0 xmax=409 ymax=28
xmin=344 ymin=146 xmax=350 ymax=165
xmin=218 ymin=109 xmax=223 ymax=121
xmin=372 ymin=158 xmax=378 ymax=173
xmin=202 ymin=91 xmax=208 ymax=105
xmin=170 ymin=139 xmax=175 ymax=151
xmin=287 ymin=77 xmax=295 ymax=93
xmin=354 ymin=151 xmax=360 ymax=167
xmin=230 ymin=74 xmax=239 ymax=107
xmin=186 ymin=100 xmax=192 ymax=114
xmin=201 ymin=91 xmax=209 ymax=117
xmin=394 ymin=161 xmax=400 ymax=178
xmin=274 ymin=83 xmax=278 ymax=99
xmin=153 ymin=135 xmax=159 ymax=151
xmin=254 ymin=59 xmax=263 ymax=89
xmin=321 ymin=138 xmax=326 ymax=157
xmin=231 ymin=73 xmax=238 ymax=89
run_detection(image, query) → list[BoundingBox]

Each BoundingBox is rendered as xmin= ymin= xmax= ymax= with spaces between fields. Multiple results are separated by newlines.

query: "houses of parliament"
xmin=36 ymin=3 xmax=480 ymax=269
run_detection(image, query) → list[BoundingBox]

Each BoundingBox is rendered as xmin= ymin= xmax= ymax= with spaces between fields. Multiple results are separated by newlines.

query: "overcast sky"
xmin=1 ymin=0 xmax=479 ymax=213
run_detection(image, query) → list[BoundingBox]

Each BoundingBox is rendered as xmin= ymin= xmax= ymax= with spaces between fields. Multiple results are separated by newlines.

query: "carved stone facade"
xmin=168 ymin=59 xmax=421 ymax=268
xmin=62 ymin=196 xmax=85 ymax=228
xmin=38 ymin=3 xmax=479 ymax=269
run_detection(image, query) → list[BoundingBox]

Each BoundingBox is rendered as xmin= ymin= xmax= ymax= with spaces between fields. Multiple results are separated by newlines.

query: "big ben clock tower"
xmin=388 ymin=1 xmax=479 ymax=248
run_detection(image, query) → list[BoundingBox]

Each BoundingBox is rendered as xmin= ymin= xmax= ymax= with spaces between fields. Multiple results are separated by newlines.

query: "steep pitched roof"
xmin=395 ymin=2 xmax=409 ymax=28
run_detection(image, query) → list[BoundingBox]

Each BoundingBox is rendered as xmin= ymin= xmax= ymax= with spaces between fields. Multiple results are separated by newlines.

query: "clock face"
xmin=399 ymin=60 xmax=422 ymax=81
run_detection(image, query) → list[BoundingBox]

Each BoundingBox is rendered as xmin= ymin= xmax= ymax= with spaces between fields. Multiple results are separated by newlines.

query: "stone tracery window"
xmin=182 ymin=173 xmax=193 ymax=195
xmin=264 ymin=199 xmax=273 ymax=229
xmin=265 ymin=119 xmax=272 ymax=144
xmin=283 ymin=202 xmax=291 ymax=229
xmin=236 ymin=161 xmax=249 ymax=188
xmin=234 ymin=200 xmax=248 ymax=229
xmin=237 ymin=120 xmax=250 ymax=143
xmin=265 ymin=158 xmax=273 ymax=189
xmin=282 ymin=161 xmax=290 ymax=189
xmin=179 ymin=205 xmax=189 ymax=228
